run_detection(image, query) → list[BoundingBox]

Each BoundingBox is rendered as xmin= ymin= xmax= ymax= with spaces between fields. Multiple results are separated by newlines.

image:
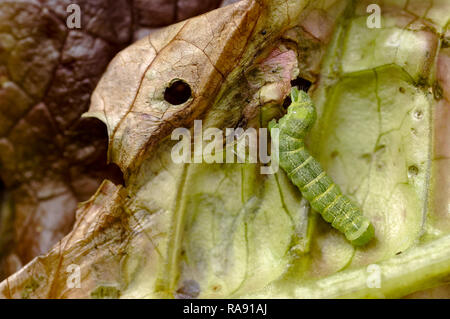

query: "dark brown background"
xmin=0 ymin=0 xmax=239 ymax=280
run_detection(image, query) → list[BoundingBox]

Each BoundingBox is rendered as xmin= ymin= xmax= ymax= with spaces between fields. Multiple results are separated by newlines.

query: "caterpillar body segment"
xmin=269 ymin=88 xmax=374 ymax=246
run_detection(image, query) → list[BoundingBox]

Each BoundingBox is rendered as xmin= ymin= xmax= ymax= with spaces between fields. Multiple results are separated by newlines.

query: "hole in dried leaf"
xmin=103 ymin=163 xmax=125 ymax=187
xmin=282 ymin=95 xmax=291 ymax=109
xmin=164 ymin=80 xmax=192 ymax=105
xmin=283 ymin=77 xmax=312 ymax=108
xmin=70 ymin=117 xmax=125 ymax=193
xmin=291 ymin=77 xmax=312 ymax=92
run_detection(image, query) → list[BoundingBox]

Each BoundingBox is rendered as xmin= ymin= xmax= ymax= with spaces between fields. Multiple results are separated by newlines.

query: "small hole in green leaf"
xmin=408 ymin=165 xmax=419 ymax=178
xmin=413 ymin=110 xmax=423 ymax=120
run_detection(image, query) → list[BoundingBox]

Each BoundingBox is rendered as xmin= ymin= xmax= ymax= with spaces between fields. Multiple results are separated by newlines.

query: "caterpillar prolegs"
xmin=269 ymin=88 xmax=374 ymax=246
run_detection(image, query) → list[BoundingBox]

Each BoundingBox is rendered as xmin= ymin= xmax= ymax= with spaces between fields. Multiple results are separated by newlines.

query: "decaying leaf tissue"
xmin=0 ymin=0 xmax=449 ymax=300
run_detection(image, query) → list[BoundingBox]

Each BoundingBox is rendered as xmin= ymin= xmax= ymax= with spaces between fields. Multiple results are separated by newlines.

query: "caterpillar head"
xmin=287 ymin=87 xmax=316 ymax=128
xmin=270 ymin=87 xmax=317 ymax=139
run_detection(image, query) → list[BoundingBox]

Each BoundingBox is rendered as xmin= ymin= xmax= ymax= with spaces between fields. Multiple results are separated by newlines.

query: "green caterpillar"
xmin=269 ymin=88 xmax=374 ymax=246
